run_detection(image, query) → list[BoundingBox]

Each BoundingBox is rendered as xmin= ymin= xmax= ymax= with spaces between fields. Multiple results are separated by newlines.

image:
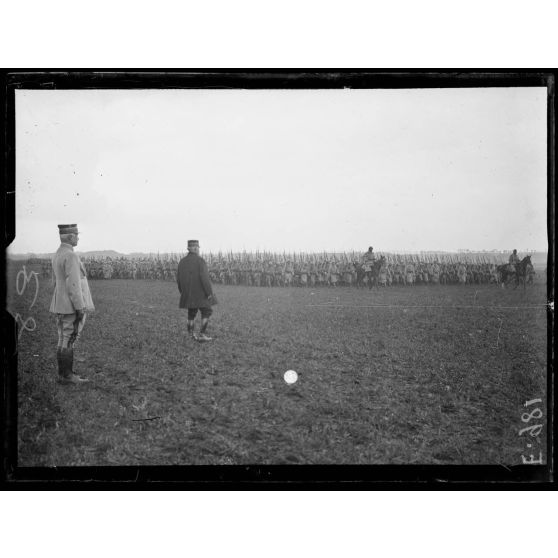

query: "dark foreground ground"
xmin=8 ymin=263 xmax=548 ymax=466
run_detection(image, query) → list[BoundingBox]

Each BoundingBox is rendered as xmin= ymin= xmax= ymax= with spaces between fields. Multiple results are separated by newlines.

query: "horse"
xmin=353 ymin=262 xmax=366 ymax=288
xmin=526 ymin=264 xmax=535 ymax=285
xmin=496 ymin=263 xmax=515 ymax=287
xmin=366 ymin=256 xmax=386 ymax=289
xmin=514 ymin=256 xmax=532 ymax=290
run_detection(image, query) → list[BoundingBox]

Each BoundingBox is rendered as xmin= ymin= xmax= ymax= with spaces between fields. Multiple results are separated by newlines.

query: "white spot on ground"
xmin=284 ymin=370 xmax=298 ymax=384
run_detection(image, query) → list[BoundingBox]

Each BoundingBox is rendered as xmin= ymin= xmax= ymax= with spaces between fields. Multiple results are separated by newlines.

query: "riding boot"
xmin=187 ymin=320 xmax=196 ymax=338
xmin=56 ymin=347 xmax=63 ymax=376
xmin=58 ymin=347 xmax=72 ymax=379
xmin=198 ymin=318 xmax=212 ymax=342
xmin=64 ymin=347 xmax=75 ymax=377
xmin=59 ymin=347 xmax=89 ymax=384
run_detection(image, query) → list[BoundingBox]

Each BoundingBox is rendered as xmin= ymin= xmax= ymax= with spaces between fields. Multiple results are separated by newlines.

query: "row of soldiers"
xmin=205 ymin=259 xmax=532 ymax=287
xmin=39 ymin=257 xmax=176 ymax=280
xmin=37 ymin=252 xmax=535 ymax=287
xmin=84 ymin=257 xmax=178 ymax=280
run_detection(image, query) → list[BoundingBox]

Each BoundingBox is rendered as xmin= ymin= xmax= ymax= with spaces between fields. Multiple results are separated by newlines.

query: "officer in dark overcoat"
xmin=177 ymin=240 xmax=216 ymax=342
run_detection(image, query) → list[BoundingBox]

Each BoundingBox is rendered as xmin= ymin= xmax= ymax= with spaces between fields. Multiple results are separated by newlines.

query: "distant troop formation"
xmin=38 ymin=250 xmax=536 ymax=288
xmin=204 ymin=254 xmax=536 ymax=288
xmin=84 ymin=258 xmax=178 ymax=281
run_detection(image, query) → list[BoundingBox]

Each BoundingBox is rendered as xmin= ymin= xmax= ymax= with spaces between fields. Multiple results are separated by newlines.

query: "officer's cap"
xmin=188 ymin=240 xmax=199 ymax=249
xmin=58 ymin=224 xmax=79 ymax=234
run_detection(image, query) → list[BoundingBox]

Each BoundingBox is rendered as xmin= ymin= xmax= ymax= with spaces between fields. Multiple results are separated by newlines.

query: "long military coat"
xmin=177 ymin=252 xmax=214 ymax=309
xmin=50 ymin=243 xmax=95 ymax=314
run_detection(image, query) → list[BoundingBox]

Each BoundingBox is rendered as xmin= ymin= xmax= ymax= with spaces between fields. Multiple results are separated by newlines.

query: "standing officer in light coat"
xmin=177 ymin=240 xmax=216 ymax=342
xmin=50 ymin=224 xmax=95 ymax=384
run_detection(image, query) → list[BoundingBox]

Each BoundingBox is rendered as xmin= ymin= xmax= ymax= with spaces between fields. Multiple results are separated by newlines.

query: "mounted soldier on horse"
xmin=497 ymin=250 xmax=532 ymax=289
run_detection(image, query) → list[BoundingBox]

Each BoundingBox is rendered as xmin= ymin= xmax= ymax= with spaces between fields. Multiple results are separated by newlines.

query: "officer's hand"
xmin=76 ymin=308 xmax=85 ymax=321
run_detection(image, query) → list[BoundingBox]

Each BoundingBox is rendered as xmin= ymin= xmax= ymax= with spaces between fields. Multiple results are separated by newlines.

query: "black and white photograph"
xmin=4 ymin=72 xmax=553 ymax=481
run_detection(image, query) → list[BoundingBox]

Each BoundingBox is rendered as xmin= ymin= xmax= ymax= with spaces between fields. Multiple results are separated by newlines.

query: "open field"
xmin=8 ymin=262 xmax=548 ymax=466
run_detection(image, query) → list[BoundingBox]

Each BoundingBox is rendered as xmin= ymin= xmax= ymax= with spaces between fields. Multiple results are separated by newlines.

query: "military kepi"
xmin=58 ymin=224 xmax=79 ymax=234
xmin=188 ymin=239 xmax=199 ymax=248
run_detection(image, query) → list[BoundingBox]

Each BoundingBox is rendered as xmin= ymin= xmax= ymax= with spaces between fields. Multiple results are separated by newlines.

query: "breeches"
xmin=187 ymin=307 xmax=213 ymax=320
xmin=56 ymin=313 xmax=86 ymax=348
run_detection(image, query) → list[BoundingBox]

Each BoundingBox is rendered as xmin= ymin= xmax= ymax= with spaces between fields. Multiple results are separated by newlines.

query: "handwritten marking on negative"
xmin=15 ymin=265 xmax=40 ymax=340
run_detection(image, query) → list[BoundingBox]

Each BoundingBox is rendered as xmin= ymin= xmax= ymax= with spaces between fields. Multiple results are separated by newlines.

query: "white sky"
xmin=12 ymin=87 xmax=548 ymax=254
